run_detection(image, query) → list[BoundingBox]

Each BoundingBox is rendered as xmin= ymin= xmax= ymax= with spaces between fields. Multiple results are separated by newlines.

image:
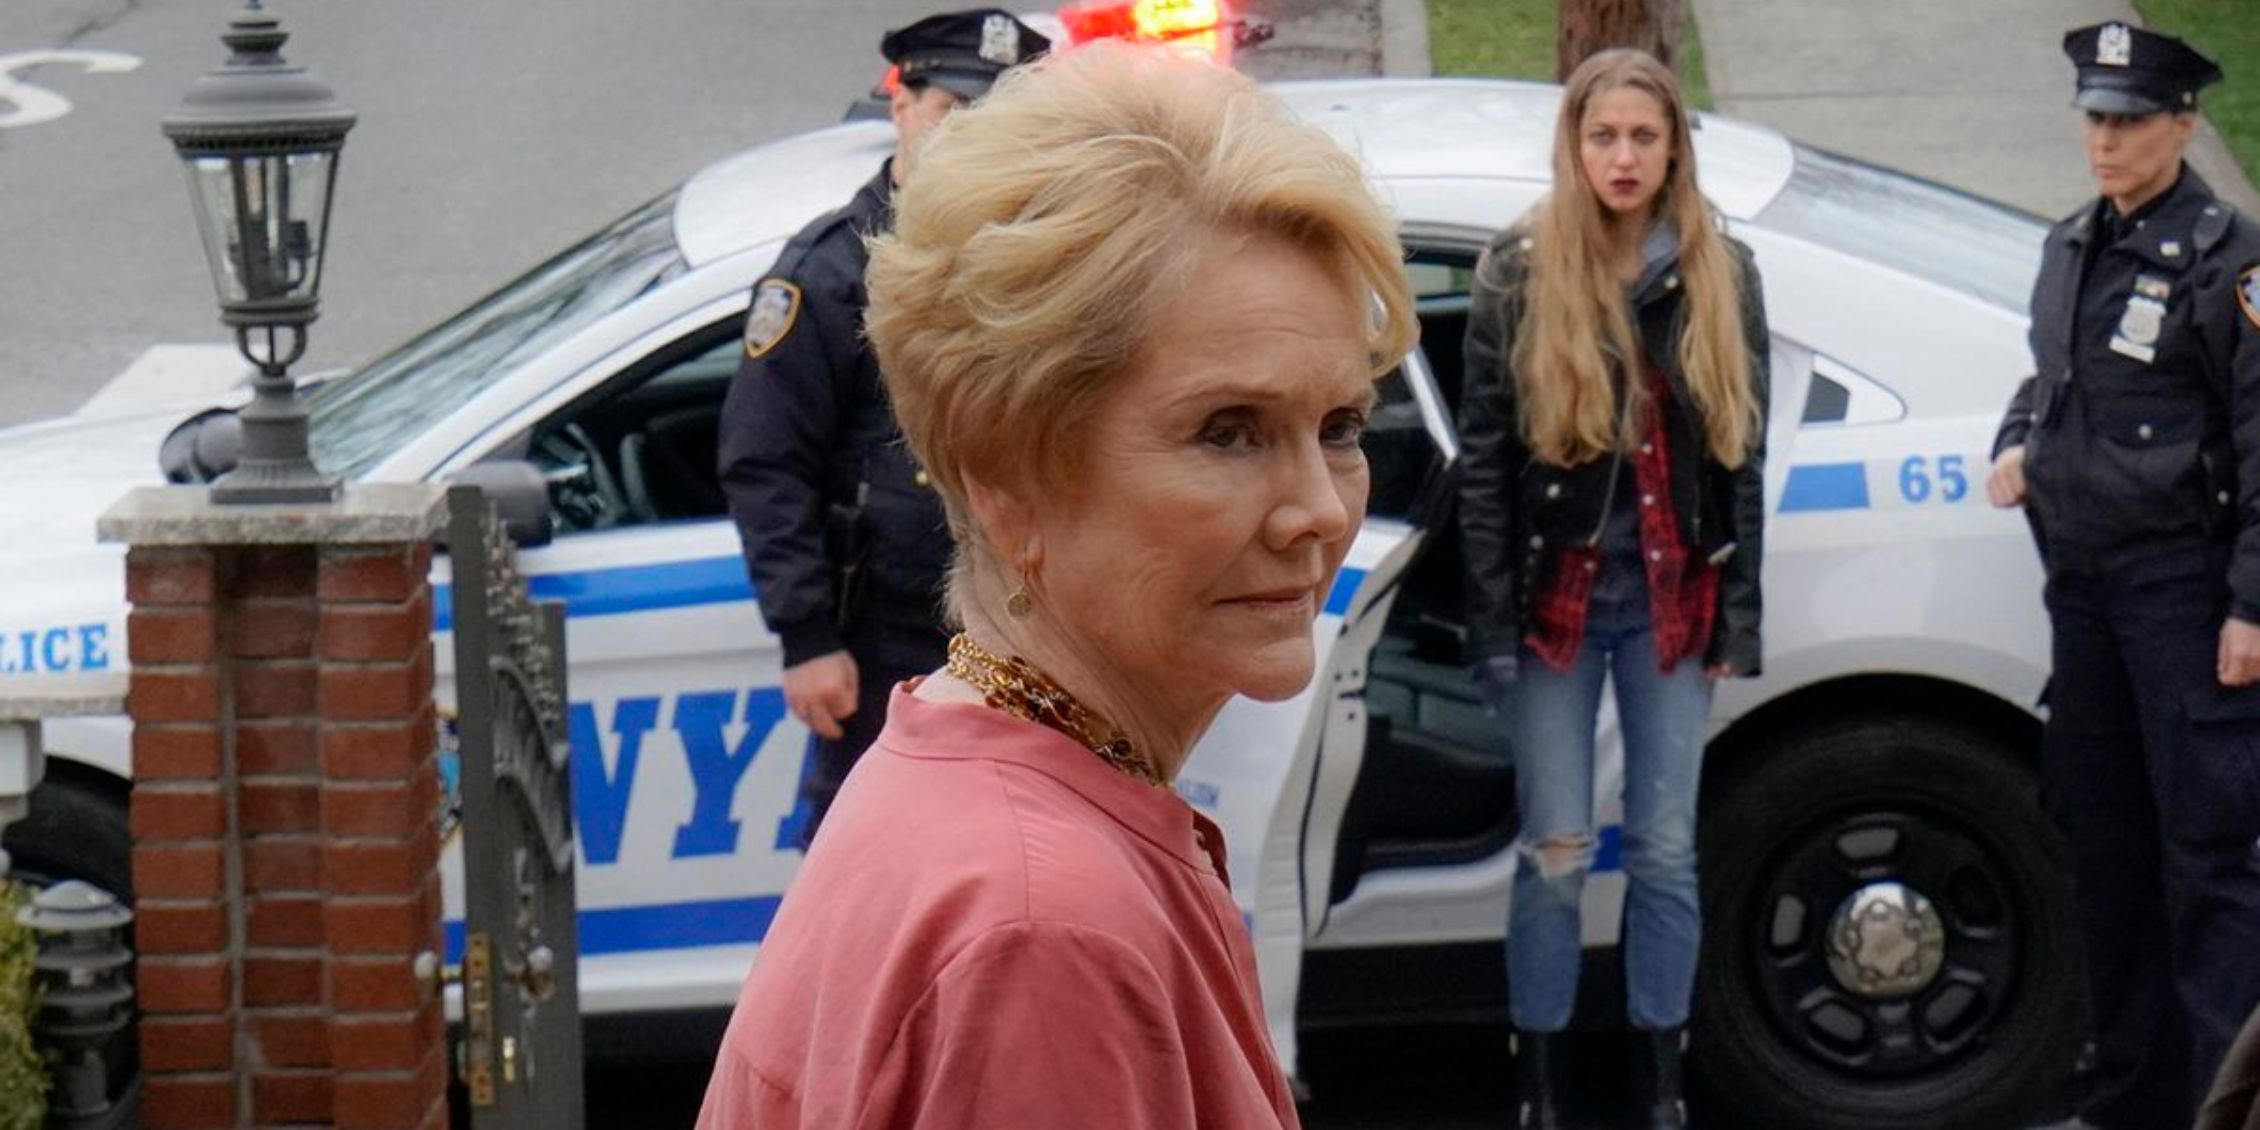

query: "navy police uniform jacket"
xmin=717 ymin=162 xmax=952 ymax=666
xmin=1995 ymin=168 xmax=2260 ymax=611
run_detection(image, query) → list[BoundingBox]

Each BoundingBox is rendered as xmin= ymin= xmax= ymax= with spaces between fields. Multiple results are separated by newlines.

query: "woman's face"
xmin=1578 ymin=85 xmax=1674 ymax=218
xmin=1025 ymin=235 xmax=1374 ymax=707
xmin=890 ymin=81 xmax=967 ymax=155
xmin=2082 ymin=109 xmax=2194 ymax=206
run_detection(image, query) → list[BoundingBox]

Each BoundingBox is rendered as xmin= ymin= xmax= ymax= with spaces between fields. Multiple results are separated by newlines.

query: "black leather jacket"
xmin=1457 ymin=224 xmax=1771 ymax=674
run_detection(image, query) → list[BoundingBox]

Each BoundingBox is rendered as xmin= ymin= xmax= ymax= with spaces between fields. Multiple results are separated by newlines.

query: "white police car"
xmin=0 ymin=79 xmax=2070 ymax=1128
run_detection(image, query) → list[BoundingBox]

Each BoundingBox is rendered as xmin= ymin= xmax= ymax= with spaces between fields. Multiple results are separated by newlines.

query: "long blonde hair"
xmin=1513 ymin=48 xmax=1757 ymax=467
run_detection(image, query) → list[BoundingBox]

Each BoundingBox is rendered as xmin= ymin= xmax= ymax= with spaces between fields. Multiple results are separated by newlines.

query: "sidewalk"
xmin=1235 ymin=0 xmax=1430 ymax=83
xmin=1690 ymin=0 xmax=2260 ymax=219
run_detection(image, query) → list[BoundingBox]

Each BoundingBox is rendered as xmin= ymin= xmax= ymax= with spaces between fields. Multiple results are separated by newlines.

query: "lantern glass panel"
xmin=181 ymin=149 xmax=337 ymax=310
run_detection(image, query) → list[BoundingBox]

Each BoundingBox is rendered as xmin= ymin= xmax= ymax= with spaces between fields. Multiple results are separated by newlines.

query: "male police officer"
xmin=718 ymin=10 xmax=1047 ymax=848
xmin=1988 ymin=22 xmax=2260 ymax=1130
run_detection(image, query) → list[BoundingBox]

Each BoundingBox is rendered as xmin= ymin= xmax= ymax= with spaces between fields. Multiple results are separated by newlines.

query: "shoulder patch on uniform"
xmin=2239 ymin=266 xmax=2260 ymax=331
xmin=743 ymin=280 xmax=802 ymax=360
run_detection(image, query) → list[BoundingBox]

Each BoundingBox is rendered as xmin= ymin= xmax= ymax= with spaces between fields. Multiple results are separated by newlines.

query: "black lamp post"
xmin=163 ymin=1 xmax=354 ymax=504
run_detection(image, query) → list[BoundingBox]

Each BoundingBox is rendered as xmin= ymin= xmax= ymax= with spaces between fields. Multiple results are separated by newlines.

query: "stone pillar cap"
xmin=97 ymin=482 xmax=445 ymax=547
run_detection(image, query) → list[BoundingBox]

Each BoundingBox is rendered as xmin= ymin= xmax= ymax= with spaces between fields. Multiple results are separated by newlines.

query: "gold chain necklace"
xmin=944 ymin=633 xmax=1163 ymax=788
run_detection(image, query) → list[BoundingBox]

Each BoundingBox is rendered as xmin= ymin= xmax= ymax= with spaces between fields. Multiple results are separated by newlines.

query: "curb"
xmin=1377 ymin=0 xmax=1431 ymax=78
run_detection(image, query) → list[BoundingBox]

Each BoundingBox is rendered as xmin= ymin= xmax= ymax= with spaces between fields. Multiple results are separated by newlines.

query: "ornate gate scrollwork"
xmin=447 ymin=484 xmax=582 ymax=1130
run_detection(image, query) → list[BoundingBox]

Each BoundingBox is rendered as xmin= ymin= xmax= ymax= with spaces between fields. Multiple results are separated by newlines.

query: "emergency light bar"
xmin=1058 ymin=0 xmax=1233 ymax=63
xmin=859 ymin=3 xmax=1272 ymax=114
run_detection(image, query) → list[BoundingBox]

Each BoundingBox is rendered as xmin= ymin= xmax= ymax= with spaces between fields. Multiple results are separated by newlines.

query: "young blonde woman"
xmin=1458 ymin=48 xmax=1769 ymax=1130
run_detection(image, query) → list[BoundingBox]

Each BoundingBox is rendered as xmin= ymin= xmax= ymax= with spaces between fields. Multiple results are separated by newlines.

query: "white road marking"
xmin=0 ymin=50 xmax=142 ymax=130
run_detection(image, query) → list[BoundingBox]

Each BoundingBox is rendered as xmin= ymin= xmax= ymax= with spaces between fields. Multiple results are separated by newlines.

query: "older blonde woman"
xmin=694 ymin=40 xmax=1416 ymax=1129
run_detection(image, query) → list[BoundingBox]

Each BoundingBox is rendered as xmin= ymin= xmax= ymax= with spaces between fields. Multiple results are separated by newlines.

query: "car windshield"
xmin=306 ymin=191 xmax=686 ymax=479
xmin=1753 ymin=145 xmax=2046 ymax=315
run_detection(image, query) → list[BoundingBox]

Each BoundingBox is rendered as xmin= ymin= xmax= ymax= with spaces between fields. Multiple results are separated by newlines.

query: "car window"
xmin=1753 ymin=145 xmax=2045 ymax=315
xmin=307 ymin=191 xmax=687 ymax=479
xmin=1802 ymin=352 xmax=1905 ymax=428
xmin=1804 ymin=372 xmax=1851 ymax=425
xmin=528 ymin=322 xmax=742 ymax=534
xmin=1364 ymin=368 xmax=1431 ymax=521
xmin=1364 ymin=250 xmax=1474 ymax=522
xmin=1405 ymin=261 xmax=1474 ymax=304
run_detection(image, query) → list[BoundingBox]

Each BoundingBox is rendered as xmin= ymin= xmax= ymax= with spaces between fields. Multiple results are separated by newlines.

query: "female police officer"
xmin=717 ymin=10 xmax=1047 ymax=849
xmin=1988 ymin=23 xmax=2260 ymax=1130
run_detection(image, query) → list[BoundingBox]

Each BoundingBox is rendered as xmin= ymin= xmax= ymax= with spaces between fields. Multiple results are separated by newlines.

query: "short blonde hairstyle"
xmin=866 ymin=41 xmax=1418 ymax=597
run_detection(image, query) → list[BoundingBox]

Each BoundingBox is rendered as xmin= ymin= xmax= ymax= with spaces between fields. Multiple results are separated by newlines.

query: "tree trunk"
xmin=1556 ymin=0 xmax=1684 ymax=81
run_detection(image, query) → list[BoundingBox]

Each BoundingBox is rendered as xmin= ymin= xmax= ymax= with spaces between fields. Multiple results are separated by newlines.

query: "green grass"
xmin=0 ymin=883 xmax=45 ymax=1130
xmin=1680 ymin=12 xmax=1710 ymax=111
xmin=2138 ymin=0 xmax=2260 ymax=186
xmin=1423 ymin=0 xmax=1714 ymax=109
xmin=1426 ymin=0 xmax=1555 ymax=81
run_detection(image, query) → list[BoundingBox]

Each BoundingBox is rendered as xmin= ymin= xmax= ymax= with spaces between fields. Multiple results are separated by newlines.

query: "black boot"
xmin=1638 ymin=1027 xmax=1687 ymax=1129
xmin=1512 ymin=1029 xmax=1566 ymax=1130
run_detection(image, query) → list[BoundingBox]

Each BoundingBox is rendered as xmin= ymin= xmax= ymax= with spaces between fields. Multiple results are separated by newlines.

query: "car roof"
xmin=1272 ymin=79 xmax=1795 ymax=220
xmin=671 ymin=77 xmax=1799 ymax=269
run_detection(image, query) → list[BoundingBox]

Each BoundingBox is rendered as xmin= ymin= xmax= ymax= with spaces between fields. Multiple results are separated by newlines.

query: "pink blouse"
xmin=696 ymin=687 xmax=1301 ymax=1129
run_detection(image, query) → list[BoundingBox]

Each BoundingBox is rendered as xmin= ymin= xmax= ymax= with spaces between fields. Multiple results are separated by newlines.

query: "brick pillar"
xmin=102 ymin=485 xmax=447 ymax=1130
xmin=318 ymin=543 xmax=444 ymax=1129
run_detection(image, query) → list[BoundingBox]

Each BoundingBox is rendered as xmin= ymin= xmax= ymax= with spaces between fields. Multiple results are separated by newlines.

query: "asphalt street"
xmin=0 ymin=0 xmax=1387 ymax=430
xmin=0 ymin=0 xmax=967 ymax=427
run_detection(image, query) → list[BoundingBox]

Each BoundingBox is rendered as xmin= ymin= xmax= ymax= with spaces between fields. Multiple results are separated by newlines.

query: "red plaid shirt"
xmin=1525 ymin=365 xmax=1719 ymax=673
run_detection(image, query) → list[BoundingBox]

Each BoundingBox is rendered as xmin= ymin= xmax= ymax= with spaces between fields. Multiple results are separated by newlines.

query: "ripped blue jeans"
xmin=1499 ymin=565 xmax=1713 ymax=1032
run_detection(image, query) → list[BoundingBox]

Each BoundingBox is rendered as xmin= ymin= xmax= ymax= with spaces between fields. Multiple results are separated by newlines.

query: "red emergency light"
xmin=1057 ymin=0 xmax=1232 ymax=65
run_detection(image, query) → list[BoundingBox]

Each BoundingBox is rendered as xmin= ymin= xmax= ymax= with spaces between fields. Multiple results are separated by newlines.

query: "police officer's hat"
xmin=881 ymin=9 xmax=1051 ymax=102
xmin=2063 ymin=22 xmax=2223 ymax=115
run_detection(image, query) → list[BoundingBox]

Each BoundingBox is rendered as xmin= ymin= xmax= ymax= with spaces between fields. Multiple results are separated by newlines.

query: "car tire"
xmin=3 ymin=770 xmax=132 ymax=899
xmin=1692 ymin=716 xmax=2080 ymax=1129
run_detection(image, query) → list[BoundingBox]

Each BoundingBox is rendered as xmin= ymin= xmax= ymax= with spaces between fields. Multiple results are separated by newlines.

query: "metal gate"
xmin=446 ymin=484 xmax=583 ymax=1130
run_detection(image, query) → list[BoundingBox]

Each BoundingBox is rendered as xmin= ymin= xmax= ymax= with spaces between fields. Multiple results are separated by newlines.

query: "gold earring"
xmin=1006 ymin=562 xmax=1035 ymax=619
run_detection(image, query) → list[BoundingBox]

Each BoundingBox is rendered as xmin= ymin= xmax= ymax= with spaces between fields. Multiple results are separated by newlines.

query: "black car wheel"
xmin=3 ymin=772 xmax=132 ymax=899
xmin=1692 ymin=717 xmax=2081 ymax=1129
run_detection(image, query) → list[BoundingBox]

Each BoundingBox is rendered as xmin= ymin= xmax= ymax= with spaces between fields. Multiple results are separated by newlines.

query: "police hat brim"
xmin=913 ymin=67 xmax=999 ymax=102
xmin=2073 ymin=85 xmax=2173 ymax=115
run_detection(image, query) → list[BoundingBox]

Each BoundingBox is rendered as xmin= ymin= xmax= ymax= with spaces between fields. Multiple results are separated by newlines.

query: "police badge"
xmin=980 ymin=13 xmax=1020 ymax=66
xmin=743 ymin=280 xmax=801 ymax=360
xmin=2098 ymin=23 xmax=2132 ymax=67
xmin=2240 ymin=266 xmax=2260 ymax=331
xmin=2111 ymin=286 xmax=2166 ymax=363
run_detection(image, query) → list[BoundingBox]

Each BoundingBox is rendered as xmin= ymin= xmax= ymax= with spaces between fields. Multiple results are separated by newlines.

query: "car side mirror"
xmin=158 ymin=407 xmax=244 ymax=484
xmin=444 ymin=461 xmax=555 ymax=547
